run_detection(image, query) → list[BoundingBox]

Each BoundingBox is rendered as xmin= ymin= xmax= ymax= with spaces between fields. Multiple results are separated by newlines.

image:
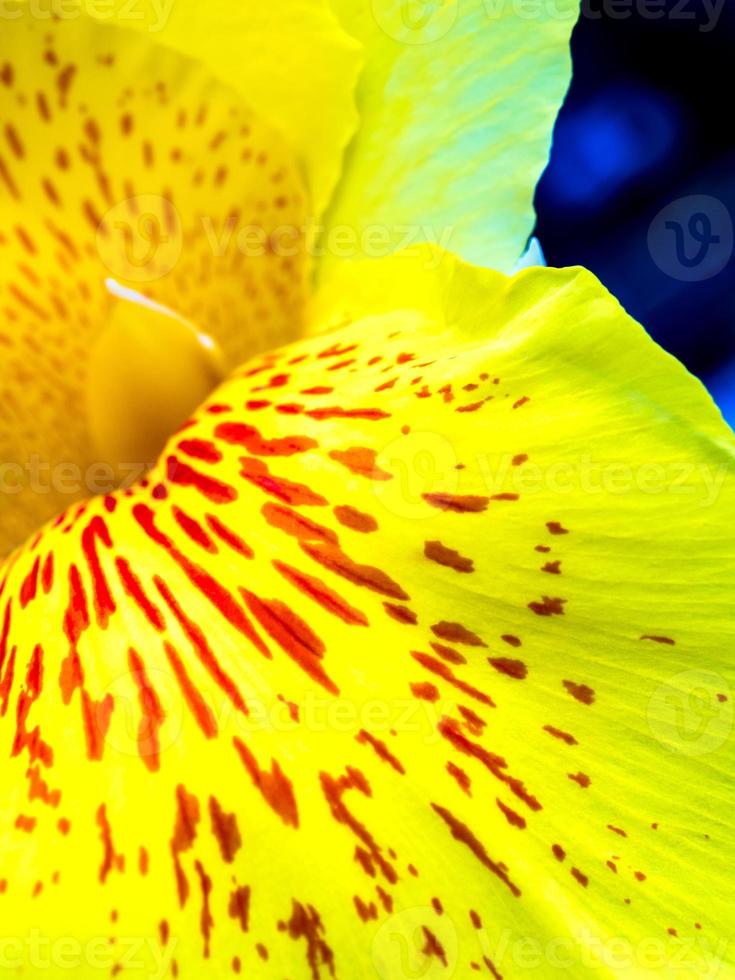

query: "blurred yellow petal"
xmin=86 ymin=285 xmax=228 ymax=478
xmin=320 ymin=0 xmax=578 ymax=278
xmin=0 ymin=248 xmax=732 ymax=977
xmin=86 ymin=0 xmax=363 ymax=218
xmin=0 ymin=6 xmax=309 ymax=551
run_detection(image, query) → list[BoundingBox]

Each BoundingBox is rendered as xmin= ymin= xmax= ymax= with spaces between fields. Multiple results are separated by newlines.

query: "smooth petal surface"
xmin=86 ymin=0 xmax=362 ymax=219
xmin=0 ymin=249 xmax=733 ymax=978
xmin=0 ymin=6 xmax=309 ymax=551
xmin=320 ymin=0 xmax=578 ymax=277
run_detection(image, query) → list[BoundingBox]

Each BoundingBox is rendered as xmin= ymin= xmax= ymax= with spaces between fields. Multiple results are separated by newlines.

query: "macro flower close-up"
xmin=0 ymin=1 xmax=733 ymax=978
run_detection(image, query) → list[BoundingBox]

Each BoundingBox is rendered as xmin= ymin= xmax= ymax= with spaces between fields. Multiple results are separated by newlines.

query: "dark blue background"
xmin=535 ymin=0 xmax=735 ymax=425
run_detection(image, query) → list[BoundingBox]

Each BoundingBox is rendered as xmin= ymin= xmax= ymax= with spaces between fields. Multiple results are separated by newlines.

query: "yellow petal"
xmin=86 ymin=284 xmax=228 ymax=474
xmin=320 ymin=0 xmax=578 ymax=278
xmin=85 ymin=0 xmax=362 ymax=219
xmin=0 ymin=6 xmax=309 ymax=551
xmin=0 ymin=248 xmax=733 ymax=977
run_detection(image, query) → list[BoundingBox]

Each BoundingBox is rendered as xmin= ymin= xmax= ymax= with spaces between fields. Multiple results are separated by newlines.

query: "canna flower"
xmin=0 ymin=2 xmax=733 ymax=979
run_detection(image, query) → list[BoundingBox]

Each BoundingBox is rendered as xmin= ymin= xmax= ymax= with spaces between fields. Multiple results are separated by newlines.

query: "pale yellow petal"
xmin=320 ymin=0 xmax=577 ymax=277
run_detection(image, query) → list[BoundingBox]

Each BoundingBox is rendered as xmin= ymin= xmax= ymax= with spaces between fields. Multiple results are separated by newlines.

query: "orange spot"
xmin=328 ymin=447 xmax=392 ymax=481
xmin=233 ymin=738 xmax=299 ymax=828
xmin=423 ymin=493 xmax=489 ymax=513
xmin=424 ymin=540 xmax=474 ymax=573
xmin=333 ymin=505 xmax=378 ymax=533
xmin=563 ymin=680 xmax=595 ymax=705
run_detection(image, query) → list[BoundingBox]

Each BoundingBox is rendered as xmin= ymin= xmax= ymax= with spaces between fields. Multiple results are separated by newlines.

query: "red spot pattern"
xmin=81 ymin=516 xmax=116 ymax=628
xmin=488 ymin=658 xmax=528 ymax=680
xmin=208 ymin=796 xmax=242 ymax=863
xmin=233 ymin=738 xmax=299 ymax=828
xmin=167 ymin=456 xmax=237 ymax=505
xmin=216 ymin=421 xmax=317 ymax=457
xmin=205 ymin=514 xmax=254 ymax=558
xmin=115 ymin=557 xmax=165 ymax=631
xmin=240 ymin=588 xmax=338 ymax=695
xmin=563 ymin=680 xmax=596 ymax=705
xmin=164 ymin=642 xmax=218 ymax=739
xmin=0 ymin=257 xmax=701 ymax=975
xmin=528 ymin=596 xmax=566 ymax=617
xmin=423 ymin=493 xmax=489 ymax=514
xmin=272 ymin=561 xmax=369 ymax=627
xmin=328 ymin=447 xmax=392 ymax=481
xmin=355 ymin=730 xmax=405 ymax=775
xmin=240 ymin=457 xmax=327 ymax=506
xmin=438 ymin=719 xmax=541 ymax=812
xmin=431 ymin=804 xmax=521 ymax=897
xmin=127 ymin=647 xmax=165 ymax=772
xmin=333 ymin=506 xmax=378 ymax=533
xmin=424 ymin=540 xmax=474 ymax=573
xmin=262 ymin=502 xmax=337 ymax=545
xmin=412 ymin=652 xmax=495 ymax=707
xmin=300 ymin=541 xmax=409 ymax=601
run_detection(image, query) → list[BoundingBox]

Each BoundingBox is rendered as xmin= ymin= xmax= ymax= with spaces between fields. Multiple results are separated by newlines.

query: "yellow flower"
xmin=0 ymin=2 xmax=733 ymax=979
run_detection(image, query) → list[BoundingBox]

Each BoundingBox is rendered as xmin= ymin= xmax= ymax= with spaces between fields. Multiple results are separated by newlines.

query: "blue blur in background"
xmin=534 ymin=0 xmax=735 ymax=426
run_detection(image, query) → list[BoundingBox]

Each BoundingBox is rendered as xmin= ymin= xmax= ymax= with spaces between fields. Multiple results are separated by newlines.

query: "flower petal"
xmin=86 ymin=0 xmax=362 ymax=219
xmin=0 ymin=6 xmax=309 ymax=551
xmin=0 ymin=248 xmax=733 ymax=977
xmin=321 ymin=0 xmax=578 ymax=277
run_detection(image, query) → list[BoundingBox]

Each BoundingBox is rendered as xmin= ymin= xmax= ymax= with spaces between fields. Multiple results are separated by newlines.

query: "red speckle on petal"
xmin=563 ymin=680 xmax=595 ymax=705
xmin=233 ymin=737 xmax=299 ymax=828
